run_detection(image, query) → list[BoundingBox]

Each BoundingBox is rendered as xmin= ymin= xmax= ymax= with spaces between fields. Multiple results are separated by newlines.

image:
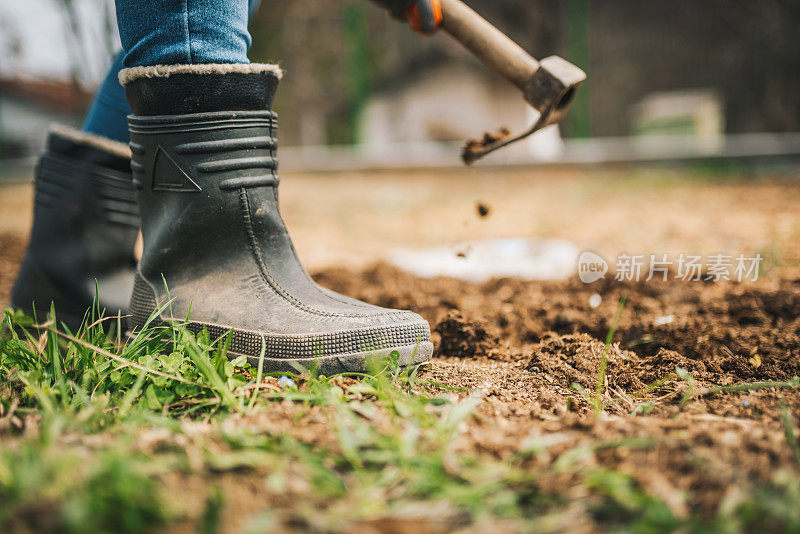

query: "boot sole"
xmin=234 ymin=341 xmax=434 ymax=375
xmin=127 ymin=321 xmax=433 ymax=376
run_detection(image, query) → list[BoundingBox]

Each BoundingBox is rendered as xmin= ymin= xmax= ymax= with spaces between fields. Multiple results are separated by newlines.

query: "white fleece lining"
xmin=49 ymin=123 xmax=131 ymax=159
xmin=118 ymin=63 xmax=283 ymax=86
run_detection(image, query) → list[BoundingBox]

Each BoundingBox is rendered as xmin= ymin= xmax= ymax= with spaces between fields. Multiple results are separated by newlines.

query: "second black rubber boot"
xmin=120 ymin=64 xmax=432 ymax=373
xmin=11 ymin=125 xmax=139 ymax=329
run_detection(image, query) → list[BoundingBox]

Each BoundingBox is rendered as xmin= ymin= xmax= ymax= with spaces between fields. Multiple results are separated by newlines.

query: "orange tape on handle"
xmin=406 ymin=0 xmax=442 ymax=34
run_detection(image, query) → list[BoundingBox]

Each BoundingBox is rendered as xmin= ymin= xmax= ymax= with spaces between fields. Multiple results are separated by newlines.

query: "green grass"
xmin=2 ymin=307 xmax=800 ymax=533
xmin=571 ymin=295 xmax=627 ymax=414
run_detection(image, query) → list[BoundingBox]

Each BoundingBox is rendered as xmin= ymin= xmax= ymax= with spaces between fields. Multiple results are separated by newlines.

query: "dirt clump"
xmin=461 ymin=127 xmax=511 ymax=163
xmin=434 ymin=311 xmax=499 ymax=359
xmin=475 ymin=201 xmax=491 ymax=218
xmin=526 ymin=333 xmax=639 ymax=391
xmin=625 ymin=347 xmax=719 ymax=384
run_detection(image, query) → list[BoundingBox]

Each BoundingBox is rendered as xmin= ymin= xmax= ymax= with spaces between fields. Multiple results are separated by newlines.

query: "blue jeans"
xmin=83 ymin=0 xmax=261 ymax=143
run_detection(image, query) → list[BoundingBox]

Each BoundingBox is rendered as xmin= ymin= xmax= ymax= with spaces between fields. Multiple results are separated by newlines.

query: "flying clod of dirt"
xmin=433 ymin=311 xmax=499 ymax=359
xmin=475 ymin=201 xmax=491 ymax=218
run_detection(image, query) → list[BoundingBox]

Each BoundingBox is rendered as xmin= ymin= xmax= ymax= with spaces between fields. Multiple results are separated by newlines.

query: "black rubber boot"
xmin=120 ymin=64 xmax=432 ymax=373
xmin=11 ymin=126 xmax=139 ymax=329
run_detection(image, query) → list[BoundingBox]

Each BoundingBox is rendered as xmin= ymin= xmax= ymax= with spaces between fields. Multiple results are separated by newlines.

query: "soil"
xmin=1 ymin=167 xmax=799 ymax=528
xmin=315 ymin=262 xmax=800 ymax=412
xmin=0 ymin=233 xmax=25 ymax=307
xmin=314 ymin=261 xmax=800 ymax=519
xmin=3 ymin=228 xmax=800 ymax=513
xmin=462 ymin=127 xmax=511 ymax=164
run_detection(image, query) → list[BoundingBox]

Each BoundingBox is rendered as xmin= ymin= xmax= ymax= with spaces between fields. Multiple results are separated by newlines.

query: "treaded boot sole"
xmin=126 ymin=315 xmax=433 ymax=375
xmin=236 ymin=341 xmax=434 ymax=375
xmin=127 ymin=323 xmax=433 ymax=376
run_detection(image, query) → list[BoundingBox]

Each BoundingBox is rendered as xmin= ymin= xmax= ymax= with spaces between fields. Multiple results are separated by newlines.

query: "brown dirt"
xmin=462 ymin=127 xmax=511 ymax=164
xmin=3 ymin=227 xmax=800 ymax=524
xmin=0 ymin=233 xmax=24 ymax=307
xmin=315 ymin=262 xmax=800 ymax=389
xmin=312 ymin=262 xmax=800 ymax=522
xmin=2 ymin=167 xmax=799 ymax=528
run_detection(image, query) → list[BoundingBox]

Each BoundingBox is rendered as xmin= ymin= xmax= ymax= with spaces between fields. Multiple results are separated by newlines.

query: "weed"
xmin=676 ymin=366 xmax=696 ymax=408
xmin=571 ymin=295 xmax=627 ymax=415
xmin=676 ymin=368 xmax=799 ymax=410
xmin=697 ymin=377 xmax=800 ymax=398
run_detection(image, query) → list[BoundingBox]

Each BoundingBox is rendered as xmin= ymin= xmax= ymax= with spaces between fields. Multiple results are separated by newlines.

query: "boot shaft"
xmin=12 ymin=126 xmax=139 ymax=317
xmin=28 ymin=127 xmax=138 ymax=271
xmin=128 ymin=110 xmax=280 ymax=282
xmin=121 ymin=65 xmax=289 ymax=290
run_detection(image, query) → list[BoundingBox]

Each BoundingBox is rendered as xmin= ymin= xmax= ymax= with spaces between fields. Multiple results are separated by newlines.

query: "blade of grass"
xmin=118 ymin=364 xmax=151 ymax=417
xmin=185 ymin=337 xmax=237 ymax=407
xmin=247 ymin=335 xmax=266 ymax=411
xmin=696 ymin=377 xmax=799 ymax=397
xmin=593 ymin=295 xmax=627 ymax=415
xmin=46 ymin=310 xmax=70 ymax=405
xmin=676 ymin=367 xmax=695 ymax=408
xmin=780 ymin=404 xmax=800 ymax=468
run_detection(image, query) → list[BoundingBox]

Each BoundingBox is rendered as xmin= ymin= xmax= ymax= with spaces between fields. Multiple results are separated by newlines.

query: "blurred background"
xmin=0 ymin=0 xmax=799 ymax=295
xmin=0 ymin=0 xmax=798 ymax=167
